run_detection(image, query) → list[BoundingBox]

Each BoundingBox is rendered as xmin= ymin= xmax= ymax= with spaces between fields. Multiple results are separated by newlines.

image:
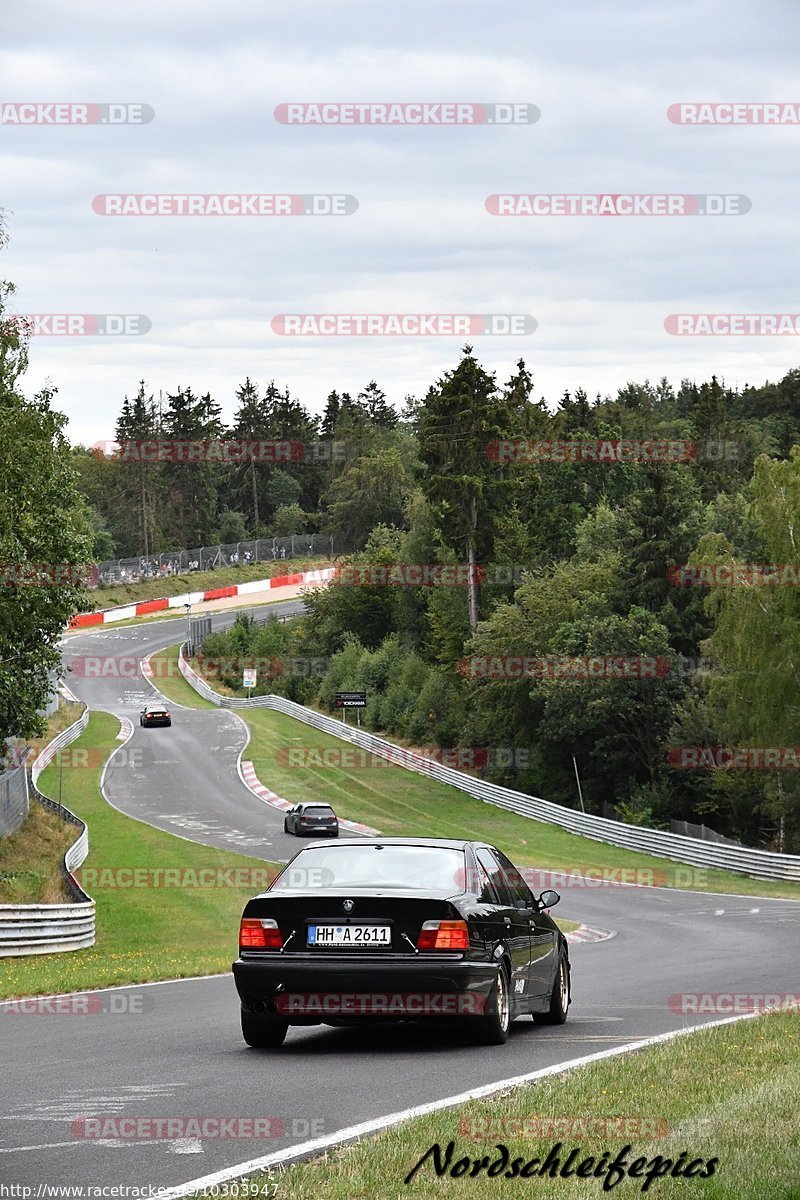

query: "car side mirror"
xmin=538 ymin=889 xmax=560 ymax=910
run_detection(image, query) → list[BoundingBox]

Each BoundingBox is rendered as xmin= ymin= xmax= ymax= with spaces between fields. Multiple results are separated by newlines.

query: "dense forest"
xmin=88 ymin=350 xmax=800 ymax=853
xmin=5 ymin=267 xmax=800 ymax=849
xmin=76 ymin=378 xmax=407 ymax=559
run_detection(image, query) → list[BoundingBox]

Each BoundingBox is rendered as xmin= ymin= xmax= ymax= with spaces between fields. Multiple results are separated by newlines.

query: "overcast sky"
xmin=1 ymin=0 xmax=798 ymax=444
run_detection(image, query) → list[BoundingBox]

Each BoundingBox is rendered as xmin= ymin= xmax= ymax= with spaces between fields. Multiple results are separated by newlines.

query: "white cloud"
xmin=1 ymin=0 xmax=798 ymax=441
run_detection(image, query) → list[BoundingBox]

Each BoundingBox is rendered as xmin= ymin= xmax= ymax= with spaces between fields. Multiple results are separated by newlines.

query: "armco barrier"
xmin=178 ymin=647 xmax=800 ymax=882
xmin=0 ymin=705 xmax=95 ymax=956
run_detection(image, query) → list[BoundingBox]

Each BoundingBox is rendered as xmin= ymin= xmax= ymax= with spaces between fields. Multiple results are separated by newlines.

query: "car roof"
xmin=295 ymin=837 xmax=481 ymax=850
xmin=144 ymin=703 xmax=167 ymax=709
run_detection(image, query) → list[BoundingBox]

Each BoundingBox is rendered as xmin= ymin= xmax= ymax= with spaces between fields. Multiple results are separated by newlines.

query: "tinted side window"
xmin=475 ymin=848 xmax=512 ymax=905
xmin=494 ymin=850 xmax=535 ymax=908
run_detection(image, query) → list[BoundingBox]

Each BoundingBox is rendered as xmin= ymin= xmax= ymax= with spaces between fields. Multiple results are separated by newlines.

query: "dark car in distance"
xmin=233 ymin=837 xmax=570 ymax=1048
xmin=283 ymin=803 xmax=339 ymax=838
xmin=139 ymin=704 xmax=172 ymax=727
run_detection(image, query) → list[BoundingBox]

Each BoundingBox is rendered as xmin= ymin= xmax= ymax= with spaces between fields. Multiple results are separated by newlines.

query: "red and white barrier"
xmin=68 ymin=566 xmax=336 ymax=629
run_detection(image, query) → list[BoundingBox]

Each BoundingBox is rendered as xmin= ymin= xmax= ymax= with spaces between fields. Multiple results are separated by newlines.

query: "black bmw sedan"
xmin=233 ymin=837 xmax=570 ymax=1049
xmin=139 ymin=703 xmax=171 ymax=727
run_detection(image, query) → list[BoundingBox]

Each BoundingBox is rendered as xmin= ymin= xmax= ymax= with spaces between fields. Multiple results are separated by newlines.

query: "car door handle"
xmin=503 ymin=916 xmax=512 ymax=925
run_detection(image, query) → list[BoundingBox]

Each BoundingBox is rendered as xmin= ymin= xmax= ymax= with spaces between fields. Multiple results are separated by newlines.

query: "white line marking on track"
xmin=157 ymin=1011 xmax=764 ymax=1199
xmin=0 ymin=974 xmax=228 ymax=1009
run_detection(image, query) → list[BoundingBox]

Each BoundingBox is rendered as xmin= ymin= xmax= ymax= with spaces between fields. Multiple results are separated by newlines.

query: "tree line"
xmin=190 ymin=350 xmax=800 ymax=853
xmin=75 ymin=379 xmax=409 ymax=559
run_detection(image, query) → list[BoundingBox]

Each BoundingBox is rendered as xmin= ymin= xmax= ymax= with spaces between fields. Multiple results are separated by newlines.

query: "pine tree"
xmin=161 ymin=388 xmax=223 ymax=546
xmin=417 ymin=346 xmax=522 ymax=631
xmin=114 ymin=381 xmax=160 ymax=555
xmin=358 ymin=380 xmax=397 ymax=428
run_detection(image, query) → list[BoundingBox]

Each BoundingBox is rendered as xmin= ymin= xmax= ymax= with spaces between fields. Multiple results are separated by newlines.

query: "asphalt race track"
xmin=59 ymin=602 xmax=307 ymax=861
xmin=2 ymin=607 xmax=799 ymax=1189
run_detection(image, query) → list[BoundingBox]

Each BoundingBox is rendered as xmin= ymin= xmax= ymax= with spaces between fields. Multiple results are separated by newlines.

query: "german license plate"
xmin=307 ymin=924 xmax=391 ymax=947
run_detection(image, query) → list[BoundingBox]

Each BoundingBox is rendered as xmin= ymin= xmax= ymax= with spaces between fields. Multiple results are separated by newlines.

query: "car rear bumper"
xmin=142 ymin=718 xmax=171 ymax=726
xmin=233 ymin=955 xmax=499 ymax=1022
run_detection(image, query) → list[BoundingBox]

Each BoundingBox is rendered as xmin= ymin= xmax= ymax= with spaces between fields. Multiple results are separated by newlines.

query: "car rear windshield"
xmin=271 ymin=844 xmax=465 ymax=891
xmin=303 ymin=806 xmax=335 ymax=816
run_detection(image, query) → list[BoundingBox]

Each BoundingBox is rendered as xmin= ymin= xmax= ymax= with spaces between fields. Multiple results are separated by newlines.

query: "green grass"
xmin=147 ymin=646 xmax=217 ymax=708
xmin=88 ymin=557 xmax=329 ymax=611
xmin=240 ymin=708 xmax=800 ymax=901
xmin=0 ymin=699 xmax=88 ymax=904
xmin=0 ymin=800 xmax=76 ymax=904
xmin=150 ymin=644 xmax=800 ymax=901
xmin=0 ymin=711 xmax=280 ymax=999
xmin=253 ymin=1012 xmax=799 ymax=1199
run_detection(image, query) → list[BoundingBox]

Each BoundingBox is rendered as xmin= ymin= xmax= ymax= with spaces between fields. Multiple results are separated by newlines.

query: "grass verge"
xmin=238 ymin=709 xmax=800 ymax=902
xmin=0 ymin=802 xmax=76 ymax=904
xmin=87 ymin=557 xmax=329 ymax=611
xmin=146 ymin=646 xmax=217 ymax=709
xmin=0 ymin=710 xmax=280 ymax=999
xmin=150 ymin=644 xmax=800 ymax=901
xmin=249 ymin=1011 xmax=799 ymax=1200
xmin=0 ymin=699 xmax=87 ymax=904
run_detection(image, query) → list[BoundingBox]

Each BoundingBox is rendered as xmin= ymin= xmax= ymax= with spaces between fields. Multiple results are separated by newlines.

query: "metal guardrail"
xmin=0 ymin=705 xmax=96 ymax=957
xmin=0 ymin=759 xmax=30 ymax=837
xmin=179 ymin=646 xmax=800 ymax=882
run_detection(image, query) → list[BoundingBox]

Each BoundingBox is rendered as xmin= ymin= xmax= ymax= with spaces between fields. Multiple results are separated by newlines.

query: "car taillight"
xmin=416 ymin=920 xmax=470 ymax=951
xmin=239 ymin=917 xmax=282 ymax=950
